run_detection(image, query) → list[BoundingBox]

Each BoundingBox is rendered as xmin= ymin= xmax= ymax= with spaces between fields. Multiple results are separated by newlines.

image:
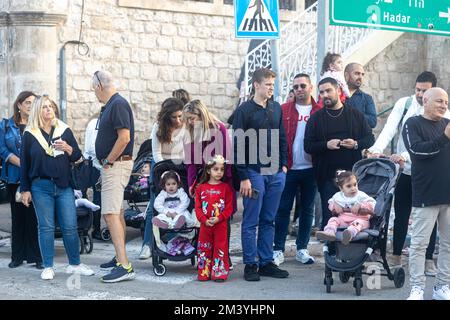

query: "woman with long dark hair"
xmin=0 ymin=91 xmax=43 ymax=269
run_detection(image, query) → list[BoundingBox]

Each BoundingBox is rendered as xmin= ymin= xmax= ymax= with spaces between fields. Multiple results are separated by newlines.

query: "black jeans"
xmin=393 ymin=173 xmax=437 ymax=259
xmin=8 ymin=184 xmax=42 ymax=264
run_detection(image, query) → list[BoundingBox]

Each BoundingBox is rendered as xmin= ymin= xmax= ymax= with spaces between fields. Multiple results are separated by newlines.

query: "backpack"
xmin=397 ymin=96 xmax=413 ymax=131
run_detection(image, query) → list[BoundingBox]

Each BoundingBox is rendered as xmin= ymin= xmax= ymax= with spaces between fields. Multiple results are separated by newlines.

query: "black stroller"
xmin=322 ymin=158 xmax=405 ymax=296
xmin=55 ymin=206 xmax=93 ymax=254
xmin=150 ymin=159 xmax=199 ymax=276
xmin=100 ymin=140 xmax=153 ymax=241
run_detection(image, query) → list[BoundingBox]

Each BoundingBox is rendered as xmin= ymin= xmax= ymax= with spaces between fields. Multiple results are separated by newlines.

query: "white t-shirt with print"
xmin=291 ymin=104 xmax=313 ymax=170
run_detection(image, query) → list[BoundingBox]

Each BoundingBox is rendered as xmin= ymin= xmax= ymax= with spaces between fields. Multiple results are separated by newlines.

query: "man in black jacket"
xmin=402 ymin=87 xmax=450 ymax=300
xmin=232 ymin=68 xmax=289 ymax=281
xmin=304 ymin=77 xmax=374 ymax=230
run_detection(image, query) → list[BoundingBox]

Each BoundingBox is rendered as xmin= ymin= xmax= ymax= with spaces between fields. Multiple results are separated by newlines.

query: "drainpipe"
xmin=59 ymin=40 xmax=88 ymax=122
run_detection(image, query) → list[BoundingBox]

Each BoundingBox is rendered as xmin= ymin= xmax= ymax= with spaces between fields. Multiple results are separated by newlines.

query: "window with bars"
xmin=223 ymin=0 xmax=297 ymax=11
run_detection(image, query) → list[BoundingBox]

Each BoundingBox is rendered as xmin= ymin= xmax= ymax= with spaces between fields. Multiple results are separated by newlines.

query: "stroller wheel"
xmin=353 ymin=278 xmax=363 ymax=296
xmin=393 ymin=267 xmax=405 ymax=288
xmin=153 ymin=264 xmax=166 ymax=276
xmin=324 ymin=276 xmax=332 ymax=293
xmin=101 ymin=228 xmax=111 ymax=241
xmin=339 ymin=272 xmax=350 ymax=283
xmin=85 ymin=234 xmax=94 ymax=254
xmin=79 ymin=235 xmax=85 ymax=254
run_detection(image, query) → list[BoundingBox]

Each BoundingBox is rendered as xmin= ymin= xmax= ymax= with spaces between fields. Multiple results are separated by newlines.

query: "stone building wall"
xmin=58 ymin=0 xmax=251 ymax=147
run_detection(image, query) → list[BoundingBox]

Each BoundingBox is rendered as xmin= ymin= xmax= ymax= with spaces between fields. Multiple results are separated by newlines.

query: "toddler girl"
xmin=195 ymin=155 xmax=233 ymax=282
xmin=320 ymin=52 xmax=350 ymax=100
xmin=152 ymin=170 xmax=193 ymax=229
xmin=316 ymin=170 xmax=376 ymax=245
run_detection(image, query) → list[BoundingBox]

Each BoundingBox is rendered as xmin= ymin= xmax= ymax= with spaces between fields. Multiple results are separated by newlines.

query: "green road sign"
xmin=330 ymin=0 xmax=450 ymax=37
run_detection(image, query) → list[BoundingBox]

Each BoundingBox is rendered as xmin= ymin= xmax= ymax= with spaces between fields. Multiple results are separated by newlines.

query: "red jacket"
xmin=281 ymin=98 xmax=322 ymax=169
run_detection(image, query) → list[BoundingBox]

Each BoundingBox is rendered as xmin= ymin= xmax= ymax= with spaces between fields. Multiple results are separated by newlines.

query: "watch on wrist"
xmin=102 ymin=159 xmax=112 ymax=167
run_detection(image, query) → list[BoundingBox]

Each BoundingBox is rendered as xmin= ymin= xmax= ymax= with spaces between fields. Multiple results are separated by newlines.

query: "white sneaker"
xmin=407 ymin=286 xmax=424 ymax=300
xmin=66 ymin=263 xmax=94 ymax=276
xmin=41 ymin=267 xmax=55 ymax=280
xmin=296 ymin=249 xmax=315 ymax=264
xmin=139 ymin=245 xmax=151 ymax=260
xmin=272 ymin=250 xmax=284 ymax=266
xmin=432 ymin=285 xmax=450 ymax=300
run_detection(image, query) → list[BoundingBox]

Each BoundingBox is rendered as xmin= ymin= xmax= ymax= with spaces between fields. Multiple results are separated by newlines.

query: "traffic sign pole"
xmin=270 ymin=39 xmax=281 ymax=102
xmin=317 ymin=0 xmax=329 ymax=84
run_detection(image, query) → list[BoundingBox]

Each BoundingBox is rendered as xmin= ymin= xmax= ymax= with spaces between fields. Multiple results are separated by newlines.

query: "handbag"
xmin=71 ymin=157 xmax=93 ymax=190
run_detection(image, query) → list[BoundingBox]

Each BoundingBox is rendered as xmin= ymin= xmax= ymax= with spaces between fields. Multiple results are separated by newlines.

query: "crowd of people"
xmin=0 ymin=53 xmax=449 ymax=299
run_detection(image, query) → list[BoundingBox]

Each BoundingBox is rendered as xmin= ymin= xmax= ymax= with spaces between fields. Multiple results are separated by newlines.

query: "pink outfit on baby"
xmin=325 ymin=190 xmax=376 ymax=237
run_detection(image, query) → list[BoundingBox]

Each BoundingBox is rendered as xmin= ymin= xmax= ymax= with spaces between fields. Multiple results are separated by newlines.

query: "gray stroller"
xmin=322 ymin=158 xmax=405 ymax=296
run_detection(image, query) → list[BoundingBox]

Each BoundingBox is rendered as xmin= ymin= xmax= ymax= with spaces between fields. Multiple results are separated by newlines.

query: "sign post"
xmin=330 ymin=0 xmax=450 ymax=37
xmin=235 ymin=0 xmax=281 ymax=99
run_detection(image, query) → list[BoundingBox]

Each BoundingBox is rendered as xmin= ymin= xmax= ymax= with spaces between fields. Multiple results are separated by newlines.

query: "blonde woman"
xmin=20 ymin=96 xmax=94 ymax=280
xmin=183 ymin=99 xmax=233 ymax=197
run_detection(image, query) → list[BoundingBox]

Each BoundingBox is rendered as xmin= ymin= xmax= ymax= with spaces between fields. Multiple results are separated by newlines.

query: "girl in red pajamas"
xmin=195 ymin=155 xmax=234 ymax=282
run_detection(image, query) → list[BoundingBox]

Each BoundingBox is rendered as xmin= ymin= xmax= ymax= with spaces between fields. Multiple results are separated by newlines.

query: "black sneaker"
xmin=101 ymin=264 xmax=136 ymax=283
xmin=258 ymin=262 xmax=289 ymax=278
xmin=244 ymin=264 xmax=260 ymax=281
xmin=92 ymin=230 xmax=103 ymax=241
xmin=100 ymin=257 xmax=117 ymax=269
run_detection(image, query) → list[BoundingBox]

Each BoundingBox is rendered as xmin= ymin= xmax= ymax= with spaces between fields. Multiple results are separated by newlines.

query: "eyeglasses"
xmin=293 ymin=84 xmax=308 ymax=90
xmin=94 ymin=71 xmax=103 ymax=90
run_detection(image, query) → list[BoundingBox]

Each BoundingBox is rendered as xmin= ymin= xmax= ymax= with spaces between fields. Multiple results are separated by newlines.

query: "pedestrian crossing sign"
xmin=235 ymin=0 xmax=280 ymax=39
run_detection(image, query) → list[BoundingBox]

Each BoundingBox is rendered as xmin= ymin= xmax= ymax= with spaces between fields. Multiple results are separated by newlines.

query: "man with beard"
xmin=304 ymin=77 xmax=374 ymax=230
xmin=366 ymin=71 xmax=447 ymax=272
xmin=344 ymin=63 xmax=377 ymax=128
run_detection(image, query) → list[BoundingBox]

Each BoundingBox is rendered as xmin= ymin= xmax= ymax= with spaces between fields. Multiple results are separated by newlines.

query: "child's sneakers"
xmin=342 ymin=229 xmax=353 ymax=245
xmin=316 ymin=230 xmax=336 ymax=242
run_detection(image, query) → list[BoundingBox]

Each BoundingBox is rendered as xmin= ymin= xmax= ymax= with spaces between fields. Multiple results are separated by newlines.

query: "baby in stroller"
xmin=317 ymin=170 xmax=376 ymax=245
xmin=152 ymin=170 xmax=195 ymax=230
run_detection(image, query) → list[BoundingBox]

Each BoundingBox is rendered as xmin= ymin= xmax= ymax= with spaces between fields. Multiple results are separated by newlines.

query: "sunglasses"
xmin=293 ymin=84 xmax=308 ymax=90
xmin=94 ymin=71 xmax=103 ymax=90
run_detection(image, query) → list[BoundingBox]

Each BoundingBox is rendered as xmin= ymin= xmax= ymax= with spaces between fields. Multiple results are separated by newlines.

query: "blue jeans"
xmin=31 ymin=179 xmax=80 ymax=267
xmin=142 ymin=159 xmax=156 ymax=246
xmin=318 ymin=179 xmax=339 ymax=230
xmin=241 ymin=170 xmax=286 ymax=267
xmin=273 ymin=168 xmax=316 ymax=251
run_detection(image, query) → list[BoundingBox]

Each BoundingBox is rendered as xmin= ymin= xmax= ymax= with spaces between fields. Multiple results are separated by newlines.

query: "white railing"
xmin=244 ymin=1 xmax=318 ymax=97
xmin=244 ymin=2 xmax=376 ymax=102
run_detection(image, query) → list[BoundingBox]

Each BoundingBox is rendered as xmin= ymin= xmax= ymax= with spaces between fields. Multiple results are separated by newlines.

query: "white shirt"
xmin=151 ymin=123 xmax=186 ymax=163
xmin=84 ymin=118 xmax=102 ymax=170
xmin=329 ymin=190 xmax=376 ymax=211
xmin=369 ymin=94 xmax=450 ymax=175
xmin=291 ymin=104 xmax=313 ymax=170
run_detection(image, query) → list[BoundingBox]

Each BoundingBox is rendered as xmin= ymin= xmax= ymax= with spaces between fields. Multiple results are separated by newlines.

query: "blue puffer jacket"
xmin=0 ymin=117 xmax=22 ymax=184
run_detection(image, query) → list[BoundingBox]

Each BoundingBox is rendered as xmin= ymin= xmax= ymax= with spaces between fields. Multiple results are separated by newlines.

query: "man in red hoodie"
xmin=273 ymin=73 xmax=322 ymax=266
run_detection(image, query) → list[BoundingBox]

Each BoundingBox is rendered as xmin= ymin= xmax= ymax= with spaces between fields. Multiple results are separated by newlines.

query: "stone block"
xmin=168 ymin=51 xmax=183 ymax=66
xmin=189 ymin=68 xmax=205 ymax=83
xmin=210 ymin=28 xmax=229 ymax=40
xmin=131 ymin=21 xmax=145 ymax=33
xmin=178 ymin=25 xmax=197 ymax=38
xmin=183 ymin=83 xmax=200 ymax=95
xmin=164 ymin=82 xmax=180 ymax=92
xmin=208 ymin=16 xmax=224 ymax=27
xmin=144 ymin=22 xmax=160 ymax=34
xmin=123 ymin=63 xmax=140 ymax=79
xmin=208 ymin=84 xmax=226 ymax=96
xmin=157 ymin=36 xmax=173 ymax=49
xmin=389 ymin=73 xmax=401 ymax=90
xmin=197 ymin=52 xmax=212 ymax=67
xmin=213 ymin=53 xmax=228 ymax=68
xmin=115 ymin=47 xmax=131 ymax=62
xmin=193 ymin=15 xmax=207 ymax=27
xmin=161 ymin=24 xmax=177 ymax=36
xmin=141 ymin=64 xmax=158 ymax=80
xmin=218 ymin=69 xmax=237 ymax=84
xmin=139 ymin=34 xmax=157 ymax=49
xmin=187 ymin=38 xmax=205 ymax=53
xmin=147 ymin=81 xmax=164 ymax=93
xmin=206 ymin=40 xmax=224 ymax=53
xmin=173 ymin=13 xmax=191 ymax=25
xmin=153 ymin=11 xmax=173 ymax=23
xmin=129 ymin=79 xmax=147 ymax=92
xmin=158 ymin=66 xmax=174 ymax=81
xmin=73 ymin=76 xmax=91 ymax=91
xmin=196 ymin=28 xmax=212 ymax=39
xmin=149 ymin=50 xmax=168 ymax=65
xmin=183 ymin=52 xmax=197 ymax=67
xmin=204 ymin=68 xmax=218 ymax=83
xmin=93 ymin=46 xmax=114 ymax=60
xmin=131 ymin=48 xmax=149 ymax=63
xmin=173 ymin=38 xmax=188 ymax=51
xmin=173 ymin=67 xmax=189 ymax=82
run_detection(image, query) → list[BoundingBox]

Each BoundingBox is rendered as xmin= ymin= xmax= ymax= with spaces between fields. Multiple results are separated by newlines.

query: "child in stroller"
xmin=316 ymin=170 xmax=376 ymax=245
xmin=150 ymin=160 xmax=199 ymax=276
xmin=320 ymin=158 xmax=405 ymax=296
xmin=152 ymin=170 xmax=195 ymax=230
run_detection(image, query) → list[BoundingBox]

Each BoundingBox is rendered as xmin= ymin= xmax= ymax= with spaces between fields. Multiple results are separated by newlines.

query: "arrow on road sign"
xmin=238 ymin=0 xmax=278 ymax=33
xmin=439 ymin=8 xmax=450 ymax=23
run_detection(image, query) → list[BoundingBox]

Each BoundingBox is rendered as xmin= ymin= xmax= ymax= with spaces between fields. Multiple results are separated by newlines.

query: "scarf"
xmin=26 ymin=119 xmax=70 ymax=157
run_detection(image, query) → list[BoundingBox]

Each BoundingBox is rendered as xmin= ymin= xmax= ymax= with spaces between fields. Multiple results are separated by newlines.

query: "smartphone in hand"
xmin=251 ymin=188 xmax=260 ymax=200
